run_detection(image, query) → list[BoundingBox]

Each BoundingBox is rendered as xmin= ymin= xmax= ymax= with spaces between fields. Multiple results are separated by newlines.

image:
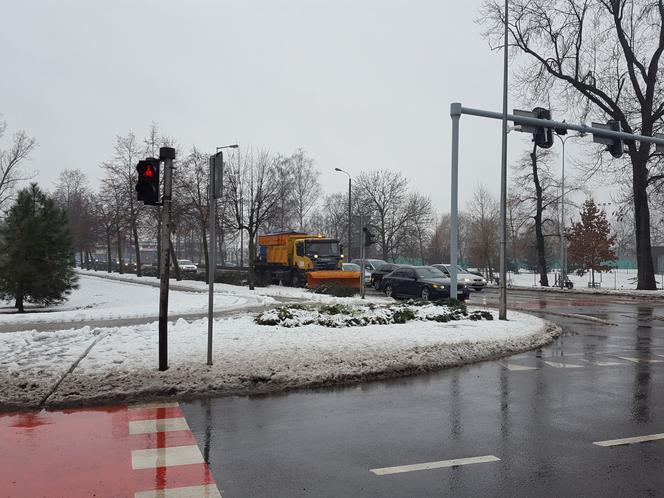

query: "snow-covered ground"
xmin=0 ymin=304 xmax=559 ymax=409
xmin=0 ymin=275 xmax=271 ymax=325
xmin=504 ymin=268 xmax=664 ymax=295
xmin=75 ymin=269 xmax=393 ymax=303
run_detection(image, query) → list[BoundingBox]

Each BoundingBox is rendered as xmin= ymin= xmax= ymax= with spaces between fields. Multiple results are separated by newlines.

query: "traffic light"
xmin=532 ymin=107 xmax=554 ymax=148
xmin=363 ymin=227 xmax=376 ymax=247
xmin=136 ymin=158 xmax=160 ymax=205
xmin=591 ymin=120 xmax=624 ymax=159
xmin=606 ymin=120 xmax=623 ymax=158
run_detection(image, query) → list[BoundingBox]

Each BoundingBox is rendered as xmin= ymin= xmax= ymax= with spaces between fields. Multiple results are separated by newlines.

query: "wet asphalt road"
xmin=180 ymin=289 xmax=664 ymax=497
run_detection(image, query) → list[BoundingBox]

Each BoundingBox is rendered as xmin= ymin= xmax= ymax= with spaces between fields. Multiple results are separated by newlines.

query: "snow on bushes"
xmin=255 ymin=299 xmax=493 ymax=328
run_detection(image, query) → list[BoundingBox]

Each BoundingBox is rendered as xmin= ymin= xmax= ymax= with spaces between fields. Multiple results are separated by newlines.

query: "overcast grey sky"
xmin=2 ymin=0 xmax=597 ymax=212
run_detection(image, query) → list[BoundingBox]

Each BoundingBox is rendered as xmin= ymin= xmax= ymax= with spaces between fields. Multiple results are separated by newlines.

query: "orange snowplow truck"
xmin=255 ymin=232 xmax=360 ymax=289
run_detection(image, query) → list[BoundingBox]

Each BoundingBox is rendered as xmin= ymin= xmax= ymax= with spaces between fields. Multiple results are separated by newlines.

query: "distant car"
xmin=342 ymin=262 xmax=361 ymax=271
xmin=350 ymin=258 xmax=387 ymax=285
xmin=382 ymin=266 xmax=470 ymax=301
xmin=370 ymin=263 xmax=402 ymax=290
xmin=177 ymin=259 xmax=198 ymax=274
xmin=432 ymin=264 xmax=487 ymax=291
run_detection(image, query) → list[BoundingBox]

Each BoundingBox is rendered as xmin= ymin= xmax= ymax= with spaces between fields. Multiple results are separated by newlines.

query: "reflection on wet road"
xmin=181 ymin=289 xmax=664 ymax=497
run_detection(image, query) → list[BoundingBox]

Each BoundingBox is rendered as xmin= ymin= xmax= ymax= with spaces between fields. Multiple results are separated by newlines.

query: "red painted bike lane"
xmin=0 ymin=402 xmax=221 ymax=498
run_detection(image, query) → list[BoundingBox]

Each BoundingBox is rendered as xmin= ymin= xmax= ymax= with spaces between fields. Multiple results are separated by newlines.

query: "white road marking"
xmin=581 ymin=359 xmax=626 ymax=367
xmin=615 ymin=356 xmax=664 ymax=364
xmin=129 ymin=401 xmax=180 ymax=410
xmin=370 ymin=455 xmax=500 ymax=475
xmin=593 ymin=433 xmax=664 ymax=447
xmin=131 ymin=444 xmax=205 ymax=470
xmin=500 ymin=362 xmax=539 ymax=371
xmin=135 ymin=484 xmax=222 ymax=498
xmin=129 ymin=417 xmax=190 ymax=435
xmin=543 ymin=361 xmax=584 ymax=369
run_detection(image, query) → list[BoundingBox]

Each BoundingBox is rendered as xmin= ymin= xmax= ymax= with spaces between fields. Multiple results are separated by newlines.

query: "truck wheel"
xmin=291 ymin=271 xmax=301 ymax=288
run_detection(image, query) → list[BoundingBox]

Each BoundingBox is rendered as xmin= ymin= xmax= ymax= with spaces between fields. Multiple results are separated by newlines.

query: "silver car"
xmin=432 ymin=264 xmax=487 ymax=291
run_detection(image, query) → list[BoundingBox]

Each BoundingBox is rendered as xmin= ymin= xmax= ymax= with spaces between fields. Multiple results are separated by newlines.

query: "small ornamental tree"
xmin=0 ymin=184 xmax=78 ymax=312
xmin=566 ymin=199 xmax=617 ymax=287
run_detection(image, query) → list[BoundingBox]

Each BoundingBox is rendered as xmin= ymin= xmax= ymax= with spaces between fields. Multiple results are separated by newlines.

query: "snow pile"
xmin=0 ymin=307 xmax=559 ymax=409
xmin=255 ymin=301 xmax=493 ymax=328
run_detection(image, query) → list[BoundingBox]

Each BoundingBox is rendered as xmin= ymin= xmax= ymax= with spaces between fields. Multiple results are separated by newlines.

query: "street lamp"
xmin=207 ymin=144 xmax=238 ymax=366
xmin=334 ymin=168 xmax=352 ymax=261
xmin=554 ymin=132 xmax=584 ymax=289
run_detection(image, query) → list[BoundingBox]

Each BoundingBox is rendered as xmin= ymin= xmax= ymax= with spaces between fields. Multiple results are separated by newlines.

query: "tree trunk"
xmin=116 ymin=228 xmax=124 ymax=274
xmin=248 ymin=231 xmax=255 ymax=290
xmin=106 ymin=231 xmax=112 ymax=273
xmin=201 ymin=225 xmax=209 ymax=284
xmin=15 ymin=294 xmax=24 ymax=313
xmin=131 ymin=217 xmax=142 ymax=277
xmin=169 ymin=238 xmax=181 ymax=281
xmin=531 ymin=145 xmax=549 ymax=286
xmin=632 ymin=154 xmax=657 ymax=289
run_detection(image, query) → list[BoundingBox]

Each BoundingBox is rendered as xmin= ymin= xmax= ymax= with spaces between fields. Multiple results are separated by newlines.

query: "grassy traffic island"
xmin=0 ymin=300 xmax=560 ymax=410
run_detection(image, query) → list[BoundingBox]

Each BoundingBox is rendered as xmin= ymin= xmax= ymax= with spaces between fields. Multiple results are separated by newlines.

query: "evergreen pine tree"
xmin=0 ymin=183 xmax=78 ymax=312
xmin=566 ymin=199 xmax=617 ymax=286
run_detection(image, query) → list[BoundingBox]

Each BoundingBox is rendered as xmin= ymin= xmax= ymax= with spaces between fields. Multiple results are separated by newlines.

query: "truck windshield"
xmin=306 ymin=240 xmax=339 ymax=257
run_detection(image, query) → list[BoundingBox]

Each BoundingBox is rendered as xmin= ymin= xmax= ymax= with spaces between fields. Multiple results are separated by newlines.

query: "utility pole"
xmin=208 ymin=145 xmax=237 ymax=366
xmin=158 ymin=147 xmax=175 ymax=371
xmin=360 ymin=214 xmax=366 ymax=299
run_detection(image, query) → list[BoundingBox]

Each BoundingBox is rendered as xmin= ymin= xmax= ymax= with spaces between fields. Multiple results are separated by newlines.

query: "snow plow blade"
xmin=306 ymin=270 xmax=361 ymax=289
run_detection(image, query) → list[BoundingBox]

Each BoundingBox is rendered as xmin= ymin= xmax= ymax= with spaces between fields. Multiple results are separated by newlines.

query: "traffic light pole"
xmin=360 ymin=214 xmax=366 ymax=299
xmin=448 ymin=102 xmax=664 ymax=320
xmin=158 ymin=147 xmax=175 ymax=371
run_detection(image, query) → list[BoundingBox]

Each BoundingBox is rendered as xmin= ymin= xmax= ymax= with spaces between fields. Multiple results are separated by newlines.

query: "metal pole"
xmin=158 ymin=147 xmax=175 ymax=371
xmin=560 ymin=138 xmax=566 ymax=289
xmin=498 ymin=0 xmax=509 ymax=320
xmin=348 ymin=177 xmax=352 ymax=261
xmin=207 ymin=153 xmax=219 ymax=366
xmin=450 ymin=103 xmax=461 ymax=299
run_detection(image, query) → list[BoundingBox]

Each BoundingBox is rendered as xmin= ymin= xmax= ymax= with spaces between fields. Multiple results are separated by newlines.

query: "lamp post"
xmin=498 ymin=0 xmax=509 ymax=320
xmin=207 ymin=144 xmax=238 ymax=366
xmin=334 ymin=168 xmax=352 ymax=261
xmin=554 ymin=132 xmax=584 ymax=289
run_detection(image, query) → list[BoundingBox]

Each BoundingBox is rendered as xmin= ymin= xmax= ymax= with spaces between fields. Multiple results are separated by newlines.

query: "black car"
xmin=382 ymin=266 xmax=470 ymax=301
xmin=370 ymin=263 xmax=402 ymax=290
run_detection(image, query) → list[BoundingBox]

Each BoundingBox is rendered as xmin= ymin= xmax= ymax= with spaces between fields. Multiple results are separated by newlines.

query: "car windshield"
xmin=306 ymin=240 xmax=339 ymax=257
xmin=415 ymin=267 xmax=445 ymax=278
xmin=343 ymin=263 xmax=360 ymax=271
xmin=178 ymin=260 xmax=193 ymax=265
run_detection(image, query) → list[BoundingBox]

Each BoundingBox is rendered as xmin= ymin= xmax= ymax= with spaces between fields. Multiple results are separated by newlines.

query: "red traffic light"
xmin=143 ymin=165 xmax=154 ymax=178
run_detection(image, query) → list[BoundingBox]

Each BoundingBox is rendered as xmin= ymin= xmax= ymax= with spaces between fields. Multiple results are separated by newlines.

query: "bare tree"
xmin=480 ymin=0 xmax=664 ymax=289
xmin=466 ymin=185 xmax=500 ymax=279
xmin=102 ymin=132 xmax=143 ymax=276
xmin=0 ymin=119 xmax=37 ymax=214
xmin=356 ymin=170 xmax=414 ymax=261
xmin=290 ymin=149 xmax=321 ymax=231
xmin=53 ymin=169 xmax=96 ymax=268
xmin=223 ymin=149 xmax=280 ymax=289
xmin=177 ymin=146 xmax=211 ymax=280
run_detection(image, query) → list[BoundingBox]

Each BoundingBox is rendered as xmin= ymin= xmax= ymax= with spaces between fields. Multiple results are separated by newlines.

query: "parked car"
xmin=370 ymin=263 xmax=402 ymax=290
xmin=350 ymin=258 xmax=387 ymax=285
xmin=177 ymin=259 xmax=198 ymax=275
xmin=382 ymin=266 xmax=470 ymax=301
xmin=342 ymin=262 xmax=361 ymax=271
xmin=432 ymin=264 xmax=487 ymax=291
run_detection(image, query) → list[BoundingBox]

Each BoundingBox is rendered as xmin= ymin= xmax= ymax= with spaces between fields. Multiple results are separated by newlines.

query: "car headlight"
xmin=463 ymin=278 xmax=471 ymax=283
xmin=431 ymin=284 xmax=439 ymax=289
